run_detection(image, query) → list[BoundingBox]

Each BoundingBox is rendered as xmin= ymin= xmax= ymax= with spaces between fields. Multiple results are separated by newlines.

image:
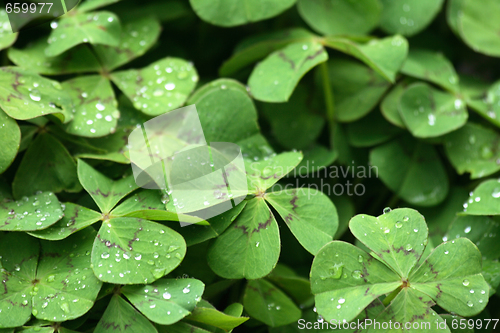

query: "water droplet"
xmin=492 ymin=188 xmax=500 ymax=198
xmin=96 ymin=102 xmax=105 ymax=111
xmin=47 ymin=275 xmax=55 ymax=282
xmin=464 ymin=226 xmax=471 ymax=234
xmin=321 ymin=263 xmax=344 ymax=280
xmin=405 ymin=244 xmax=412 ymax=251
xmin=60 ymin=302 xmax=69 ymax=313
xmin=444 ymin=250 xmax=449 ymax=254
xmin=135 ymin=254 xmax=142 ymax=260
xmin=427 ymin=113 xmax=436 ymax=126
xmin=462 ymin=279 xmax=469 ymax=287
xmin=32 ymin=309 xmax=38 ymax=316
xmin=351 ymin=270 xmax=362 ymax=279
xmin=384 ymin=228 xmax=390 ymax=234
xmin=338 ymin=298 xmax=345 ymax=304
xmin=395 ymin=221 xmax=403 ymax=228
xmin=183 ymin=287 xmax=190 ymax=293
xmin=163 ymin=291 xmax=171 ymax=299
xmin=481 ymin=145 xmax=493 ymax=159
xmin=101 ymin=252 xmax=109 ymax=259
xmin=165 ymin=83 xmax=176 ymax=90
xmin=383 ymin=207 xmax=391 ymax=214
xmin=467 ymin=301 xmax=473 ymax=307
xmin=30 ymin=91 xmax=41 ymax=102
xmin=152 ymin=268 xmax=166 ymax=279
xmin=357 ymin=255 xmax=363 ymax=263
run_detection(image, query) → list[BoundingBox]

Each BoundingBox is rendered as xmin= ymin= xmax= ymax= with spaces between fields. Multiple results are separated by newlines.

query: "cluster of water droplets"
xmin=48 ymin=13 xmax=116 ymax=46
xmin=463 ymin=182 xmax=500 ymax=212
xmin=96 ymin=223 xmax=183 ymax=283
xmin=15 ymin=76 xmax=72 ymax=115
xmin=70 ymin=89 xmax=120 ymax=135
xmin=118 ymin=59 xmax=198 ymax=113
xmin=8 ymin=192 xmax=62 ymax=228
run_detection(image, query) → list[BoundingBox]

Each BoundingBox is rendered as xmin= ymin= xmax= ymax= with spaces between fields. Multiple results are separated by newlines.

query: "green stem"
xmin=383 ymin=286 xmax=401 ymax=306
xmin=320 ymin=61 xmax=335 ymax=125
xmin=319 ymin=62 xmax=336 ymax=150
xmin=386 ymin=193 xmax=400 ymax=209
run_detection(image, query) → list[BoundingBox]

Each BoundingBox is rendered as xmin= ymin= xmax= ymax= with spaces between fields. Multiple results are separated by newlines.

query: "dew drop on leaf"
xmin=351 ymin=270 xmax=362 ymax=279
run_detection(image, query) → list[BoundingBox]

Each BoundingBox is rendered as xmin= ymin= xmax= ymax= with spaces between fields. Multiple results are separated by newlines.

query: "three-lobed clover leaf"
xmin=311 ymin=208 xmax=489 ymax=327
xmin=208 ymin=152 xmax=338 ymax=279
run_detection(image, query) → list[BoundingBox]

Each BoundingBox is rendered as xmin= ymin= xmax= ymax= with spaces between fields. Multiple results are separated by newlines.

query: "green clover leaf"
xmin=311 ymin=208 xmax=489 ymax=325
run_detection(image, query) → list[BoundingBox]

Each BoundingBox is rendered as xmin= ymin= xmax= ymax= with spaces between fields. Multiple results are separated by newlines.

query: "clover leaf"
xmin=321 ymin=58 xmax=391 ymax=122
xmin=208 ymin=152 xmax=338 ymax=279
xmin=324 ymin=35 xmax=408 ymax=83
xmin=0 ymin=109 xmax=20 ymax=174
xmin=444 ymin=123 xmax=500 ymax=179
xmin=369 ymin=136 xmax=449 ymax=206
xmin=311 ymin=208 xmax=489 ymax=325
xmin=398 ymin=82 xmax=468 ymax=138
xmin=248 ymin=41 xmax=328 ymax=102
xmin=379 ymin=0 xmax=444 ymax=36
xmin=12 ymin=133 xmax=80 ymax=198
xmin=462 ymin=179 xmax=500 ymax=216
xmin=0 ymin=67 xmax=74 ymax=123
xmin=0 ymin=192 xmax=63 ymax=231
xmin=111 ymin=58 xmax=198 ymax=116
xmin=0 ymin=228 xmax=102 ymax=328
xmin=122 ymin=278 xmax=204 ymax=325
xmin=189 ymin=0 xmax=296 ymax=27
xmin=45 ymin=11 xmax=121 ymax=57
xmin=297 ymin=0 xmax=381 ymax=36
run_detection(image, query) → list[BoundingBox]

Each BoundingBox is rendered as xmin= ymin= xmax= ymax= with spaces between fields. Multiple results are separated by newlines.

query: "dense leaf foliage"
xmin=0 ymin=0 xmax=499 ymax=332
